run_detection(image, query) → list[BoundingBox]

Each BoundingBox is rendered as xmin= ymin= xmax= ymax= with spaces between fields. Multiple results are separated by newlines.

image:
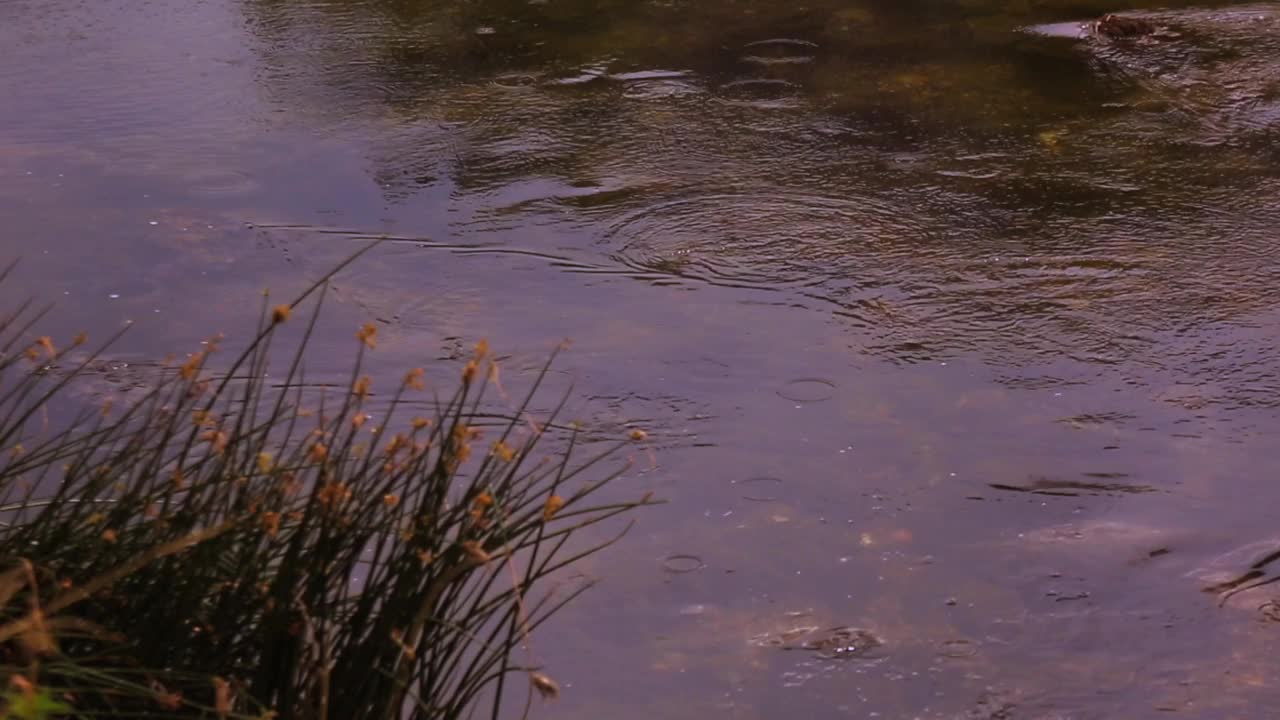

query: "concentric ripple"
xmin=741 ymin=37 xmax=818 ymax=66
xmin=598 ymin=190 xmax=922 ymax=290
xmin=717 ymin=78 xmax=805 ymax=109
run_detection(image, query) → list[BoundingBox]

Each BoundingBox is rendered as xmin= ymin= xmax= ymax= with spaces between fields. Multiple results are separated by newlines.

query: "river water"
xmin=3 ymin=0 xmax=1280 ymax=716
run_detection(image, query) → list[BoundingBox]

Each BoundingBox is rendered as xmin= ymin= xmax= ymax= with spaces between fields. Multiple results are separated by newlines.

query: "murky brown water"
xmin=5 ymin=0 xmax=1280 ymax=716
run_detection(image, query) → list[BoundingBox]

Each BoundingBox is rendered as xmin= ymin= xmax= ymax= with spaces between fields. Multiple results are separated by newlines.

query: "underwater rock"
xmin=1186 ymin=537 xmax=1280 ymax=610
xmin=1090 ymin=13 xmax=1157 ymax=40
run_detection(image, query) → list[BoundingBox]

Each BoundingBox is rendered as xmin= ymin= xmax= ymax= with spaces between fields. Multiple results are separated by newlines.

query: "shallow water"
xmin=4 ymin=0 xmax=1280 ymax=716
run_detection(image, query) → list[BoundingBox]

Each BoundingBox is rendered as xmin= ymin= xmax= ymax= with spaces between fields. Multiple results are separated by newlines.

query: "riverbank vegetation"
xmin=0 ymin=246 xmax=653 ymax=719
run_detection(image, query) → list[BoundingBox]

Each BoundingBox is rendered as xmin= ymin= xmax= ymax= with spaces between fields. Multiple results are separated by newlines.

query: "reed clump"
xmin=0 ymin=247 xmax=654 ymax=719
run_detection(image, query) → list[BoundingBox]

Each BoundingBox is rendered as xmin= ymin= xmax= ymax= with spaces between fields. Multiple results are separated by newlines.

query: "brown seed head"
xmin=542 ymin=495 xmax=565 ymax=522
xmin=404 ymin=367 xmax=426 ymax=390
xmin=530 ymin=672 xmax=560 ymax=700
xmin=36 ymin=336 xmax=56 ymax=359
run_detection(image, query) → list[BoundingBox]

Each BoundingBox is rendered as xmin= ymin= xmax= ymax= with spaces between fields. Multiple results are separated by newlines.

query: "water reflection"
xmin=240 ymin=0 xmax=1280 ymax=383
xmin=4 ymin=0 xmax=1280 ymax=716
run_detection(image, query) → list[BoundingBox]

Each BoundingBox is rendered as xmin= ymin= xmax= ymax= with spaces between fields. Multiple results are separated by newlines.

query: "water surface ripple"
xmin=5 ymin=0 xmax=1280 ymax=717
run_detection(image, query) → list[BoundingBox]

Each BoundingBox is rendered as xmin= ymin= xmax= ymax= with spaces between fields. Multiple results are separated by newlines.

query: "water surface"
xmin=3 ymin=0 xmax=1280 ymax=716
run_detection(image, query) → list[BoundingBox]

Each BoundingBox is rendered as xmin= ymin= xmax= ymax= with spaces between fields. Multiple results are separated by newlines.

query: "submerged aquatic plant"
xmin=0 ymin=246 xmax=655 ymax=719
